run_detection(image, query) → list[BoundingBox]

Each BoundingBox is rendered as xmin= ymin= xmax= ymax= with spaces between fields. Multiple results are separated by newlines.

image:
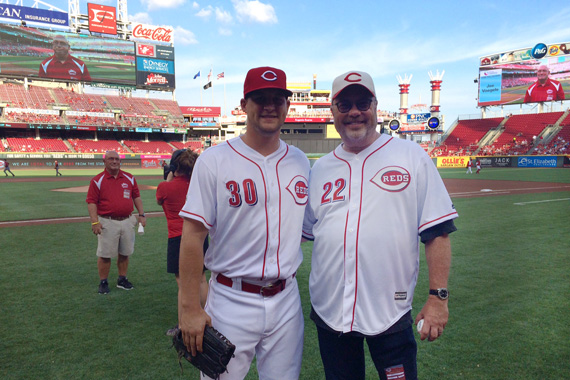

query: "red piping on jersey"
xmin=335 ymin=137 xmax=394 ymax=330
xmin=179 ymin=210 xmax=213 ymax=227
xmin=274 ymin=145 xmax=289 ymax=278
xmin=419 ymin=211 xmax=458 ymax=230
xmin=227 ymin=140 xmax=270 ymax=280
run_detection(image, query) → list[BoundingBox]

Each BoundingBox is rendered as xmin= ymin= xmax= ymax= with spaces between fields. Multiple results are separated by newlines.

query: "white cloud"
xmin=232 ymin=0 xmax=277 ymax=24
xmin=219 ymin=27 xmax=233 ymax=36
xmin=215 ymin=8 xmax=233 ymax=24
xmin=141 ymin=0 xmax=186 ymax=11
xmin=129 ymin=12 xmax=153 ymax=25
xmin=192 ymin=1 xmax=199 ymax=9
xmin=196 ymin=6 xmax=213 ymax=19
xmin=174 ymin=26 xmax=198 ymax=45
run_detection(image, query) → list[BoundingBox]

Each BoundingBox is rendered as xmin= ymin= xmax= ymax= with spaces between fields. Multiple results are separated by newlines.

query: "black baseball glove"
xmin=173 ymin=325 xmax=236 ymax=379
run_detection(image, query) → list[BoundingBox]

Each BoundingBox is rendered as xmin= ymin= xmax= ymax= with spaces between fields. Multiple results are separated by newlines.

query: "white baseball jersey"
xmin=180 ymin=136 xmax=310 ymax=280
xmin=303 ymin=134 xmax=458 ymax=335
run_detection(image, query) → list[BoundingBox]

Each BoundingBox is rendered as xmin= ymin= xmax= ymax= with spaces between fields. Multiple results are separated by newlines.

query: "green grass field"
xmin=1 ymin=168 xmax=569 ymax=379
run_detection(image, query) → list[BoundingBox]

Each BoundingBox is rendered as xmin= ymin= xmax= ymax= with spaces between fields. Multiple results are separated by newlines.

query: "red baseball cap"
xmin=243 ymin=66 xmax=292 ymax=98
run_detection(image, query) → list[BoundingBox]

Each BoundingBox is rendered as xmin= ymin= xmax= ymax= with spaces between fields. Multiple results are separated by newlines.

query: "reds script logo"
xmin=370 ymin=166 xmax=411 ymax=192
xmin=286 ymin=175 xmax=309 ymax=205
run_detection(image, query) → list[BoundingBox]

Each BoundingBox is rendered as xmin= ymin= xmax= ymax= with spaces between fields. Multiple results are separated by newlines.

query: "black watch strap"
xmin=429 ymin=288 xmax=449 ymax=300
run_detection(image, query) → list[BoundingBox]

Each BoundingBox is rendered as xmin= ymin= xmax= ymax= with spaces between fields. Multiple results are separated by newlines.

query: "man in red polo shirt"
xmin=524 ymin=65 xmax=565 ymax=103
xmin=39 ymin=34 xmax=92 ymax=82
xmin=87 ymin=151 xmax=146 ymax=294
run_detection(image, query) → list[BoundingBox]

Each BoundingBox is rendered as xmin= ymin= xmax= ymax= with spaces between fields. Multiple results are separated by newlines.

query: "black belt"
xmin=99 ymin=215 xmax=131 ymax=221
xmin=216 ymin=273 xmax=295 ymax=297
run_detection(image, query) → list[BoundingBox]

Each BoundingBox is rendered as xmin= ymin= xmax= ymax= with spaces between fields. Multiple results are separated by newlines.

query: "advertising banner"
xmin=407 ymin=113 xmax=431 ymax=124
xmin=131 ymin=23 xmax=173 ymax=44
xmin=436 ymin=156 xmax=470 ymax=168
xmin=180 ymin=106 xmax=221 ymax=117
xmin=0 ymin=4 xmax=68 ymax=27
xmin=517 ymin=156 xmax=557 ymax=168
xmin=136 ymin=43 xmax=174 ymax=60
xmin=136 ymin=72 xmax=175 ymax=89
xmin=88 ymin=3 xmax=117 ymax=35
xmin=136 ymin=57 xmax=175 ymax=75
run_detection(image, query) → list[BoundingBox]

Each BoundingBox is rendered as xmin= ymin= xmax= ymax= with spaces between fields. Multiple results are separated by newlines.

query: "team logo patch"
xmin=286 ymin=175 xmax=309 ymax=205
xmin=385 ymin=364 xmax=406 ymax=379
xmin=370 ymin=166 xmax=411 ymax=192
xmin=261 ymin=70 xmax=278 ymax=81
xmin=394 ymin=292 xmax=407 ymax=300
xmin=68 ymin=69 xmax=77 ymax=76
xmin=121 ymin=183 xmax=129 ymax=188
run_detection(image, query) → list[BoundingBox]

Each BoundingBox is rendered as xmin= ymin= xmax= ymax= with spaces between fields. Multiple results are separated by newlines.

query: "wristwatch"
xmin=429 ymin=288 xmax=449 ymax=300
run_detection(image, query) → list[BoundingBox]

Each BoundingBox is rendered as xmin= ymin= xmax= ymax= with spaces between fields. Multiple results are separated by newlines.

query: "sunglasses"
xmin=249 ymin=95 xmax=287 ymax=107
xmin=333 ymin=98 xmax=374 ymax=113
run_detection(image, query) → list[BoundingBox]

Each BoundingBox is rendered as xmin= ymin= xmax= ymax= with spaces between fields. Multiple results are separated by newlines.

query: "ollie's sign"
xmin=131 ymin=23 xmax=173 ymax=43
xmin=88 ymin=3 xmax=117 ymax=35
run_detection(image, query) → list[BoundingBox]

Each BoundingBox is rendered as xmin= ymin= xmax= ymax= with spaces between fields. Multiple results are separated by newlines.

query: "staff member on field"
xmin=303 ymin=71 xmax=458 ymax=380
xmin=86 ymin=151 xmax=146 ymax=294
xmin=39 ymin=34 xmax=92 ymax=82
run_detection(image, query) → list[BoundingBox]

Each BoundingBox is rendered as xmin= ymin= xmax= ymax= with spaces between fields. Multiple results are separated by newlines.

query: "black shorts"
xmin=167 ymin=235 xmax=209 ymax=274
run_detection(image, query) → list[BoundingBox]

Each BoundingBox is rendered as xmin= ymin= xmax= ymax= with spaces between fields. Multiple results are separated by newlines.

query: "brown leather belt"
xmin=99 ymin=215 xmax=131 ymax=221
xmin=216 ymin=273 xmax=294 ymax=297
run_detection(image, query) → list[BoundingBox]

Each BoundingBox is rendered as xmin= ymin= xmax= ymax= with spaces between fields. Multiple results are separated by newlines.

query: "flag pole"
xmin=200 ymin=70 xmax=203 ymax=106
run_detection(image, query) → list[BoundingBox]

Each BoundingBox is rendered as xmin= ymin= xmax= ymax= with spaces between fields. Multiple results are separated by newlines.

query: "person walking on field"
xmin=476 ymin=158 xmax=481 ymax=174
xmin=55 ymin=160 xmax=62 ymax=176
xmin=3 ymin=160 xmax=15 ymax=176
xmin=178 ymin=66 xmax=310 ymax=380
xmin=466 ymin=158 xmax=473 ymax=174
xmin=86 ymin=151 xmax=146 ymax=294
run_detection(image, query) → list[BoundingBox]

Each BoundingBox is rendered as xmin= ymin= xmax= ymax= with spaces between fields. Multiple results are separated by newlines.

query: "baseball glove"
xmin=172 ymin=325 xmax=236 ymax=379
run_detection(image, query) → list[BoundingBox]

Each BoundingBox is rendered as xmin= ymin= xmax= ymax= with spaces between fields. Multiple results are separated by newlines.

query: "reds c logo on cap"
xmin=370 ymin=166 xmax=411 ymax=192
xmin=261 ymin=70 xmax=278 ymax=81
xmin=286 ymin=175 xmax=309 ymax=205
xmin=344 ymin=72 xmax=362 ymax=83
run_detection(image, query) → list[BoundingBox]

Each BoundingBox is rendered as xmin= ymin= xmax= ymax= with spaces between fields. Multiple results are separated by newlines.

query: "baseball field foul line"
xmin=513 ymin=198 xmax=570 ymax=206
xmin=0 ymin=211 xmax=165 ymax=228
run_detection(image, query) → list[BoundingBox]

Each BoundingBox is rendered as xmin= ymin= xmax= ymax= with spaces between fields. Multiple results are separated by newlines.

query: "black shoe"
xmin=98 ymin=280 xmax=110 ymax=294
xmin=117 ymin=277 xmax=133 ymax=290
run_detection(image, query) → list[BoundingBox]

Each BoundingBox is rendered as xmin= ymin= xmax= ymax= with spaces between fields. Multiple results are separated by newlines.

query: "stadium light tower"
xmin=397 ymin=74 xmax=412 ymax=127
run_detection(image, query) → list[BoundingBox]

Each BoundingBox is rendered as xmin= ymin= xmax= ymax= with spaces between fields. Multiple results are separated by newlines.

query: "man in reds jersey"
xmin=86 ymin=151 xmax=146 ymax=294
xmin=524 ymin=65 xmax=565 ymax=103
xmin=178 ymin=66 xmax=310 ymax=379
xmin=302 ymin=71 xmax=458 ymax=380
xmin=39 ymin=34 xmax=92 ymax=82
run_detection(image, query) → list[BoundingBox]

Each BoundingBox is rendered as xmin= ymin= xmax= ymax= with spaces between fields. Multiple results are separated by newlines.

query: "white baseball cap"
xmin=331 ymin=70 xmax=376 ymax=100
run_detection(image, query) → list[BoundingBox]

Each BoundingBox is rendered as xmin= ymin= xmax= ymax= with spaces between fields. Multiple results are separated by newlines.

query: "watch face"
xmin=438 ymin=288 xmax=449 ymax=299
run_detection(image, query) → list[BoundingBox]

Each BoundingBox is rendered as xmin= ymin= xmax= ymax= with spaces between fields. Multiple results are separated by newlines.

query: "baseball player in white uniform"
xmin=302 ymin=71 xmax=458 ymax=380
xmin=178 ymin=66 xmax=310 ymax=380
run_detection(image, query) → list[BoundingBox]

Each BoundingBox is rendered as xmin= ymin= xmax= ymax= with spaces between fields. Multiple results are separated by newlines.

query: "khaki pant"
xmin=96 ymin=215 xmax=137 ymax=258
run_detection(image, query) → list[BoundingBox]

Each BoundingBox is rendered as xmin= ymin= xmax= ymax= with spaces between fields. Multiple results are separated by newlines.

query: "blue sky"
xmin=22 ymin=1 xmax=570 ymax=124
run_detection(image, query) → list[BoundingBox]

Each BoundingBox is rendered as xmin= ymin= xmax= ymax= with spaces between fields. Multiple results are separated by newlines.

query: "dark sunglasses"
xmin=249 ymin=95 xmax=287 ymax=107
xmin=333 ymin=98 xmax=374 ymax=113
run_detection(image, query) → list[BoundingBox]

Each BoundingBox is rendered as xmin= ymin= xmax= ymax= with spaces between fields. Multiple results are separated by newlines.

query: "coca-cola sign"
xmin=131 ymin=23 xmax=173 ymax=43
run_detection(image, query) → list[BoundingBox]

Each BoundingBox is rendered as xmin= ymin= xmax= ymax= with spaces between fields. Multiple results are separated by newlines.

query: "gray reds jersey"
xmin=302 ymin=134 xmax=458 ymax=335
xmin=180 ymin=136 xmax=310 ymax=280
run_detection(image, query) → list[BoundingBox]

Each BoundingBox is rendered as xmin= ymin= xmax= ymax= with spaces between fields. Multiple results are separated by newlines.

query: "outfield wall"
xmin=1 ymin=153 xmax=569 ymax=170
xmin=435 ymin=155 xmax=569 ymax=168
xmin=0 ymin=153 xmax=170 ymax=170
